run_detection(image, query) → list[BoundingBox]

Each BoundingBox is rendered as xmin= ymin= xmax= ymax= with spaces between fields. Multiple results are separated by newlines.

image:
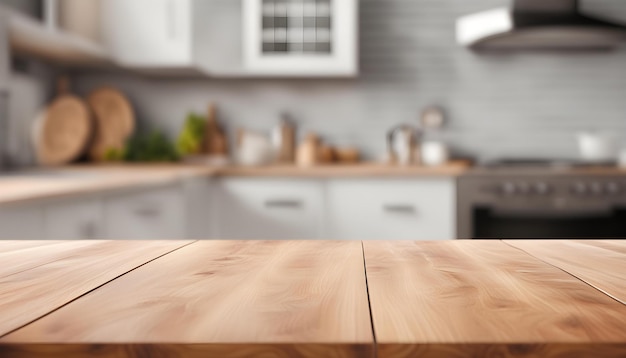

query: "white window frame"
xmin=243 ymin=0 xmax=358 ymax=77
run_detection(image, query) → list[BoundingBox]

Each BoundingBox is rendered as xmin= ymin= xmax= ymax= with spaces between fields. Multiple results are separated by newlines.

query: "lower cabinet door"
xmin=327 ymin=179 xmax=456 ymax=240
xmin=104 ymin=185 xmax=186 ymax=240
xmin=183 ymin=177 xmax=213 ymax=240
xmin=44 ymin=198 xmax=104 ymax=240
xmin=216 ymin=179 xmax=324 ymax=240
xmin=0 ymin=204 xmax=44 ymax=240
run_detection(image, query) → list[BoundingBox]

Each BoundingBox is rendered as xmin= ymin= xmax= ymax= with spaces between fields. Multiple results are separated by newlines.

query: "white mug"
xmin=421 ymin=141 xmax=449 ymax=167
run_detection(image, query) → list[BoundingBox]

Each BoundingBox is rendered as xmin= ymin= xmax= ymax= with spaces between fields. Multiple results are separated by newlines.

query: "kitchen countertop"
xmin=0 ymin=165 xmax=217 ymax=205
xmin=0 ymin=240 xmax=625 ymax=358
xmin=0 ymin=161 xmax=470 ymax=205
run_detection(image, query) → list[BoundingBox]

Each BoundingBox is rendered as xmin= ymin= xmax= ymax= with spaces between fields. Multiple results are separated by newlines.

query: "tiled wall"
xmin=72 ymin=0 xmax=626 ymax=161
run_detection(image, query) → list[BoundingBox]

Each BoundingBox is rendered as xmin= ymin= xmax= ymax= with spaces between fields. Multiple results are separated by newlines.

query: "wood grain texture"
xmin=505 ymin=240 xmax=626 ymax=305
xmin=572 ymin=240 xmax=626 ymax=256
xmin=363 ymin=241 xmax=626 ymax=358
xmin=378 ymin=343 xmax=626 ymax=358
xmin=0 ymin=241 xmax=104 ymax=278
xmin=0 ymin=343 xmax=372 ymax=358
xmin=0 ymin=240 xmax=191 ymax=337
xmin=1 ymin=241 xmax=374 ymax=358
xmin=0 ymin=240 xmax=66 ymax=254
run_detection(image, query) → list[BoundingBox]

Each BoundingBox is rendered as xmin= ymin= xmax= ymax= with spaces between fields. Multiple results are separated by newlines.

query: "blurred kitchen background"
xmin=2 ymin=0 xmax=626 ymax=241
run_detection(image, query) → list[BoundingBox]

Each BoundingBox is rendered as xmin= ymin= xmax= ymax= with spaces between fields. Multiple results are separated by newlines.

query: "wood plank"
xmin=0 ymin=241 xmax=107 ymax=278
xmin=572 ymin=240 xmax=626 ymax=256
xmin=0 ymin=240 xmax=67 ymax=254
xmin=0 ymin=343 xmax=372 ymax=358
xmin=0 ymin=241 xmax=374 ymax=358
xmin=506 ymin=240 xmax=626 ymax=305
xmin=0 ymin=240 xmax=192 ymax=337
xmin=363 ymin=241 xmax=626 ymax=358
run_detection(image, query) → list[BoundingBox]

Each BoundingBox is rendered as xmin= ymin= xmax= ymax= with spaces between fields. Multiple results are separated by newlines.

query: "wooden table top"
xmin=0 ymin=240 xmax=625 ymax=358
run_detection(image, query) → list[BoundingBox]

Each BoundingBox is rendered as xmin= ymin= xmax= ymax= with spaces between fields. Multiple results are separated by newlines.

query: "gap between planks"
xmin=361 ymin=241 xmax=379 ymax=358
xmin=0 ymin=240 xmax=198 ymax=339
xmin=501 ymin=240 xmax=626 ymax=307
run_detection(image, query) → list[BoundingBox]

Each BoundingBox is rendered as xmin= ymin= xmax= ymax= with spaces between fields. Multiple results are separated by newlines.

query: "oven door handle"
xmin=490 ymin=206 xmax=614 ymax=219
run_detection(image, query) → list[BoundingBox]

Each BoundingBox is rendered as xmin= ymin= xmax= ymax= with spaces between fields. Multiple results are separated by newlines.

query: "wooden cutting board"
xmin=35 ymin=89 xmax=93 ymax=166
xmin=87 ymin=87 xmax=135 ymax=161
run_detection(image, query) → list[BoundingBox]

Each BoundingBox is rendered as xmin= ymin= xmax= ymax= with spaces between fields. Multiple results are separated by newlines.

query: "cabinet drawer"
xmin=216 ymin=179 xmax=324 ymax=240
xmin=104 ymin=185 xmax=185 ymax=240
xmin=327 ymin=179 xmax=456 ymax=240
xmin=45 ymin=198 xmax=103 ymax=240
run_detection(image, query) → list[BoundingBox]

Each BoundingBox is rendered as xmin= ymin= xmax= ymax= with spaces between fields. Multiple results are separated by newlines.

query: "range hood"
xmin=456 ymin=0 xmax=626 ymax=50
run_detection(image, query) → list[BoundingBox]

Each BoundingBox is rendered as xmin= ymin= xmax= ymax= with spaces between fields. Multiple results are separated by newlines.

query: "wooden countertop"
xmin=213 ymin=161 xmax=470 ymax=178
xmin=0 ymin=162 xmax=469 ymax=205
xmin=0 ymin=165 xmax=218 ymax=205
xmin=0 ymin=240 xmax=625 ymax=358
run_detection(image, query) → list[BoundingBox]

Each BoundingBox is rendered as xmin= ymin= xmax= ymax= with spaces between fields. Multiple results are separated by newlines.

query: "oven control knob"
xmin=606 ymin=182 xmax=620 ymax=194
xmin=534 ymin=182 xmax=550 ymax=195
xmin=501 ymin=182 xmax=517 ymax=195
xmin=572 ymin=182 xmax=588 ymax=195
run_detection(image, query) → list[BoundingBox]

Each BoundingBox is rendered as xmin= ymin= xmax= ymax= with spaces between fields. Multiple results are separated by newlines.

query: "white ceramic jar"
xmin=421 ymin=141 xmax=449 ymax=167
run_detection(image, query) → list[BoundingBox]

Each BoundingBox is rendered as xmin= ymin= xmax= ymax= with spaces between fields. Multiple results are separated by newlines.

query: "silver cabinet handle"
xmin=79 ymin=222 xmax=98 ymax=240
xmin=383 ymin=204 xmax=417 ymax=214
xmin=264 ymin=200 xmax=303 ymax=209
xmin=134 ymin=206 xmax=161 ymax=217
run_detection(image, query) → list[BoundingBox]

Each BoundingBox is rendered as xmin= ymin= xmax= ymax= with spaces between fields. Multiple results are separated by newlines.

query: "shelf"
xmin=2 ymin=6 xmax=110 ymax=66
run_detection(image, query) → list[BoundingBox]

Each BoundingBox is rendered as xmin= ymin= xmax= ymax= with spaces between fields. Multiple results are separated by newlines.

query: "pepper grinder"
xmin=272 ymin=113 xmax=296 ymax=163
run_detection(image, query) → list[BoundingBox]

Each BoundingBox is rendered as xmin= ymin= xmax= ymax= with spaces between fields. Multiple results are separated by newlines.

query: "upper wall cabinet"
xmin=243 ymin=0 xmax=358 ymax=77
xmin=101 ymin=0 xmax=202 ymax=73
xmin=100 ymin=0 xmax=249 ymax=76
xmin=0 ymin=0 xmax=110 ymax=66
xmin=7 ymin=0 xmax=359 ymax=77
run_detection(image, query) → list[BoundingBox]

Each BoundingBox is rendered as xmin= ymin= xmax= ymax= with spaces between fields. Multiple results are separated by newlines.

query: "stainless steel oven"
xmin=458 ymin=161 xmax=626 ymax=239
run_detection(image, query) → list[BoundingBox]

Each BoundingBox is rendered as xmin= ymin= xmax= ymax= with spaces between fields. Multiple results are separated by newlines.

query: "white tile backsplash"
xmin=62 ymin=0 xmax=626 ymax=161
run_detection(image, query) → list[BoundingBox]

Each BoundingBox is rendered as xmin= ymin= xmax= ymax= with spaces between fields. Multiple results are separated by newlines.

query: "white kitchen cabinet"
xmin=101 ymin=0 xmax=215 ymax=73
xmin=183 ymin=176 xmax=213 ymax=239
xmin=215 ymin=179 xmax=324 ymax=240
xmin=44 ymin=197 xmax=103 ymax=240
xmin=104 ymin=185 xmax=185 ymax=240
xmin=0 ymin=1 xmax=110 ymax=66
xmin=0 ymin=204 xmax=44 ymax=239
xmin=327 ymin=179 xmax=456 ymax=240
